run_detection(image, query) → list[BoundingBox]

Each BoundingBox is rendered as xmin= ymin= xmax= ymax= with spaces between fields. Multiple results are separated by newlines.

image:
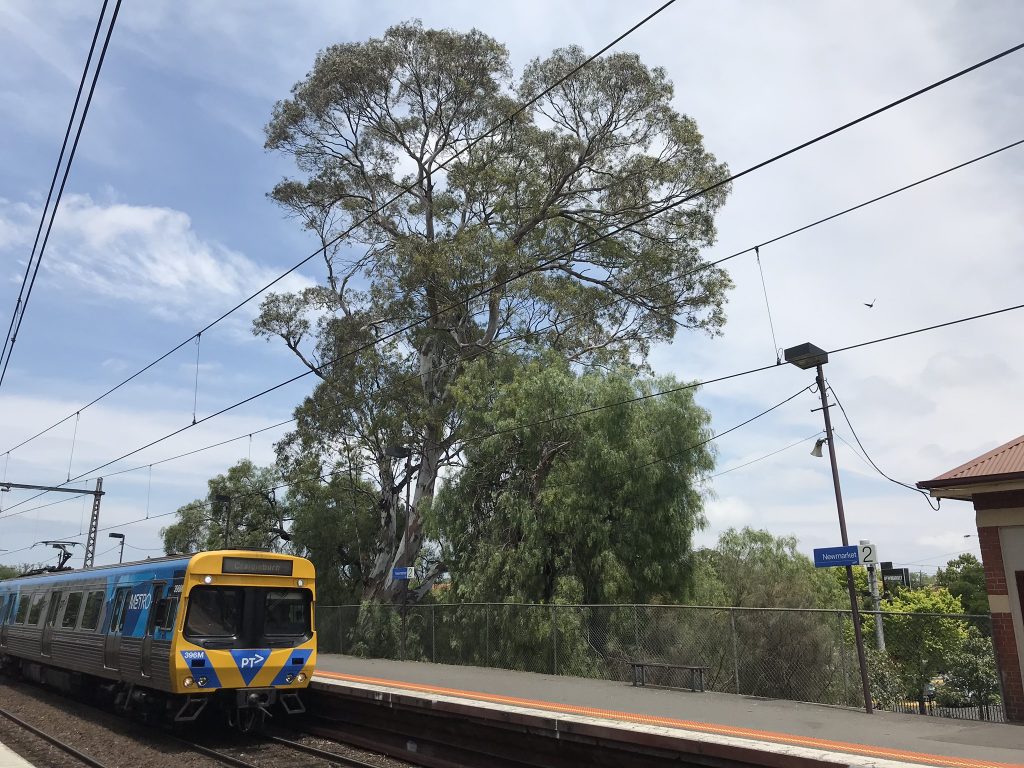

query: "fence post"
xmin=485 ymin=604 xmax=491 ymax=666
xmin=730 ymin=608 xmax=740 ymax=694
xmin=400 ymin=603 xmax=407 ymax=661
xmin=551 ymin=604 xmax=558 ymax=675
xmin=633 ymin=604 xmax=640 ymax=658
xmin=337 ymin=608 xmax=344 ymax=656
xmin=431 ymin=605 xmax=435 ymax=663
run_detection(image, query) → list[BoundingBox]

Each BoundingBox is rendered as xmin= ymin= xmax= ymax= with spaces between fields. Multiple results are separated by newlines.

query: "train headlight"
xmin=296 ymin=673 xmax=306 ymax=684
xmin=296 ymin=579 xmax=304 ymax=587
xmin=197 ymin=676 xmax=208 ymax=687
xmin=203 ymin=575 xmax=213 ymax=584
xmin=285 ymin=674 xmax=295 ymax=684
xmin=183 ymin=677 xmax=194 ymax=688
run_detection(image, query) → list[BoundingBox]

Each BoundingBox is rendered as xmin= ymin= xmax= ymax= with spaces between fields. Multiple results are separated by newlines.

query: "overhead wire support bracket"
xmin=1 ymin=479 xmax=105 ymax=568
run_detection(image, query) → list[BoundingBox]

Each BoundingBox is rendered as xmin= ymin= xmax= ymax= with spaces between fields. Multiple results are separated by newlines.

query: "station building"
xmin=918 ymin=434 xmax=1024 ymax=724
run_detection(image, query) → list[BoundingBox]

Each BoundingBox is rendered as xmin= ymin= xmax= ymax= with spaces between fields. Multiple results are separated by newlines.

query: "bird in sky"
xmin=864 ymin=298 xmax=876 ymax=308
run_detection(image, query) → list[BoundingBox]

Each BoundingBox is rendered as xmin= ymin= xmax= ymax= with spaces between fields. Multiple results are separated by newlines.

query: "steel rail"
xmin=0 ymin=704 xmax=111 ymax=768
xmin=168 ymin=737 xmax=262 ymax=768
xmin=268 ymin=734 xmax=385 ymax=768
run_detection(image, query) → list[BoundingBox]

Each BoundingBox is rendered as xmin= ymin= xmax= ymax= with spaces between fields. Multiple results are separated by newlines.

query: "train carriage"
xmin=0 ymin=549 xmax=316 ymax=731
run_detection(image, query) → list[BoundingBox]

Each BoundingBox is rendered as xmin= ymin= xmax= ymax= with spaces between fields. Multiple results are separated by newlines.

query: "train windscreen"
xmin=184 ymin=586 xmax=311 ymax=647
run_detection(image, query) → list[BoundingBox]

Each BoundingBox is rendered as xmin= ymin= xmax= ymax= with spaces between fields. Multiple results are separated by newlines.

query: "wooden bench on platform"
xmin=629 ymin=661 xmax=707 ymax=692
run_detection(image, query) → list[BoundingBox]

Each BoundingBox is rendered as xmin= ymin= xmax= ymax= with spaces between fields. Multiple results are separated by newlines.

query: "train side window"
xmin=109 ymin=587 xmax=131 ymax=632
xmin=80 ymin=591 xmax=104 ymax=631
xmin=14 ymin=595 xmax=31 ymax=624
xmin=44 ymin=592 xmax=63 ymax=627
xmin=61 ymin=592 xmax=84 ymax=629
xmin=157 ymin=597 xmax=179 ymax=630
xmin=27 ymin=594 xmax=46 ymax=625
xmin=0 ymin=595 xmax=9 ymax=625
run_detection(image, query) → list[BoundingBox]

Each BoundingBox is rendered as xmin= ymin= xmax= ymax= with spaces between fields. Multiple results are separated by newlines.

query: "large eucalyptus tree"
xmin=257 ymin=21 xmax=731 ymax=600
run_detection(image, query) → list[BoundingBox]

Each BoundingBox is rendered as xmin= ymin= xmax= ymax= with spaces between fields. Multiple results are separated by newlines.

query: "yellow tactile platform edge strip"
xmin=315 ymin=671 xmax=1021 ymax=768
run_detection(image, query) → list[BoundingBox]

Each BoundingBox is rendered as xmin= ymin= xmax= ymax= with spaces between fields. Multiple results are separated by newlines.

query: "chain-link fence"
xmin=316 ymin=603 xmax=1003 ymax=722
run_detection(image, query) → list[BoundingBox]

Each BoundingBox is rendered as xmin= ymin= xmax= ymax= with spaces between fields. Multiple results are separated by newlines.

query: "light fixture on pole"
xmin=107 ymin=532 xmax=125 ymax=564
xmin=784 ymin=342 xmax=873 ymax=714
xmin=810 ymin=438 xmax=827 ymax=458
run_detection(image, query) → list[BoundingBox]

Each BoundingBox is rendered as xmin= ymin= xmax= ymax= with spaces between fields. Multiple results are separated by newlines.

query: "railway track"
xmin=0 ymin=704 xmax=111 ymax=768
xmin=0 ymin=678 xmax=420 ymax=768
xmin=174 ymin=732 xmax=406 ymax=768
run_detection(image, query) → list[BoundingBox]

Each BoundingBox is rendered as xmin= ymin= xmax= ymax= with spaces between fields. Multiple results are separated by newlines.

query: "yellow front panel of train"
xmin=171 ymin=639 xmax=316 ymax=694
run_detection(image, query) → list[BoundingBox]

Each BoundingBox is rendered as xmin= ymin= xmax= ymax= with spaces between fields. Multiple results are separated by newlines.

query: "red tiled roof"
xmin=918 ymin=434 xmax=1024 ymax=488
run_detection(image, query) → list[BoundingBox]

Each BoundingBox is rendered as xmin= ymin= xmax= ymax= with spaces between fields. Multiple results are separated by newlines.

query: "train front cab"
xmin=171 ymin=551 xmax=316 ymax=730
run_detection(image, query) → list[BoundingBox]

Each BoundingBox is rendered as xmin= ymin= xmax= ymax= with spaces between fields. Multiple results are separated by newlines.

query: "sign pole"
xmin=867 ymin=565 xmax=885 ymax=650
xmin=815 ymin=364 xmax=873 ymax=714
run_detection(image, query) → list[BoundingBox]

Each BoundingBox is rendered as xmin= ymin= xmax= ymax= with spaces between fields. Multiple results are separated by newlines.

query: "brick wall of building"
xmin=978 ymin=526 xmax=1007 ymax=595
xmin=991 ymin=612 xmax=1024 ymax=722
xmin=976 ymin=523 xmax=1024 ymax=722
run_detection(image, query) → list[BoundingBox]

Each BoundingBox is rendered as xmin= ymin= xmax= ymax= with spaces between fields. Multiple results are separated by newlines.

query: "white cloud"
xmin=0 ymin=194 xmax=313 ymax=321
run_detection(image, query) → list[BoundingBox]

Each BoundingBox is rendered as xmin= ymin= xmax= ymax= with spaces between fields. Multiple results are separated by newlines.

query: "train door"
xmin=0 ymin=595 xmax=11 ymax=647
xmin=140 ymin=581 xmax=166 ymax=678
xmin=40 ymin=591 xmax=63 ymax=657
xmin=103 ymin=586 xmax=131 ymax=671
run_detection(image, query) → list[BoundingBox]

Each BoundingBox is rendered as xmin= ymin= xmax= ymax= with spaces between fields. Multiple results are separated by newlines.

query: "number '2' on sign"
xmin=858 ymin=541 xmax=877 ymax=565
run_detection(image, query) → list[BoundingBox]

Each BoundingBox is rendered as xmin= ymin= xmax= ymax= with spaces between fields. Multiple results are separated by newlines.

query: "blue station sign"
xmin=392 ymin=566 xmax=415 ymax=581
xmin=813 ymin=545 xmax=860 ymax=568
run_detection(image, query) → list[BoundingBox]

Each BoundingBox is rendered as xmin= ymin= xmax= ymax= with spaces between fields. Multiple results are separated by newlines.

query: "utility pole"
xmin=1 ymin=479 xmax=104 ymax=568
xmin=784 ymin=343 xmax=873 ymax=714
xmin=83 ymin=478 xmax=103 ymax=567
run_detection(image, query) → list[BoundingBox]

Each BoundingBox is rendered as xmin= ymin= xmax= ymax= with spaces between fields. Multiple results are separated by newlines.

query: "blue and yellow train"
xmin=0 ymin=549 xmax=316 ymax=731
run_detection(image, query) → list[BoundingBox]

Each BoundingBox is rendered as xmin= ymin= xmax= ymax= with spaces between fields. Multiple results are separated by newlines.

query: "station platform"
xmin=0 ymin=742 xmax=33 ymax=768
xmin=314 ymin=655 xmax=1023 ymax=768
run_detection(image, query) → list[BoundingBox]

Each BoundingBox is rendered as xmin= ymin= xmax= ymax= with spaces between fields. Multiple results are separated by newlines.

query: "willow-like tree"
xmin=258 ymin=21 xmax=731 ymax=601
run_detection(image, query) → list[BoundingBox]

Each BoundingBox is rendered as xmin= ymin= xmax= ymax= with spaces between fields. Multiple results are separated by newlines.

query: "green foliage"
xmin=160 ymin=460 xmax=283 ymax=554
xmin=690 ymin=528 xmax=852 ymax=703
xmin=935 ymin=553 xmax=988 ymax=616
xmin=0 ymin=564 xmax=20 ymax=580
xmin=866 ymin=647 xmax=906 ymax=708
xmin=285 ymin=466 xmax=380 ymax=605
xmin=940 ymin=626 xmax=1001 ymax=711
xmin=259 ymin=21 xmax=732 ymax=601
xmin=433 ymin=358 xmax=713 ymax=605
xmin=880 ymin=587 xmax=968 ymax=710
xmin=695 ymin=527 xmax=844 ymax=608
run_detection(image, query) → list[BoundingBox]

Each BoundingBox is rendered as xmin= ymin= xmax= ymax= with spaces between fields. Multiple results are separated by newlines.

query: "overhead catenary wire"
xmin=4 ymin=43 xmax=1024 ymax=536
xmin=27 ymin=38 xmax=1024 ymax=498
xmin=3 ymin=293 xmax=1024 ymax=554
xmin=540 ymin=385 xmax=813 ymax=492
xmin=709 ymin=431 xmax=824 ymax=479
xmin=0 ymin=0 xmax=112 ymax=380
xmin=826 ymin=383 xmax=940 ymax=510
xmin=753 ymin=247 xmax=782 ymax=364
xmin=0 ymin=0 xmax=124 ymax=391
xmin=0 ymin=385 xmax=814 ymax=559
xmin=0 ymin=0 xmax=681 ymax=455
xmin=4 ymin=37 xmax=1022 ymax=460
xmin=9 ymin=117 xmax=1019 ymax=498
xmin=6 ymin=129 xmax=1024 ymax=519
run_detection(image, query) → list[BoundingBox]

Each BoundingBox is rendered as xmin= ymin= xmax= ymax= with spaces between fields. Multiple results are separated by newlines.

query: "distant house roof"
xmin=918 ymin=434 xmax=1024 ymax=490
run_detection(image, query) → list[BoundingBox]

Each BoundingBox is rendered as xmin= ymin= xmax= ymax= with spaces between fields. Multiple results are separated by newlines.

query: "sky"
xmin=1 ymin=0 xmax=1022 ymax=583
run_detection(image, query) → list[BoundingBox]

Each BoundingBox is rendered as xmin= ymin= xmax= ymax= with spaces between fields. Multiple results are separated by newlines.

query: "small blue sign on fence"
xmin=813 ymin=545 xmax=860 ymax=568
xmin=392 ymin=566 xmax=415 ymax=581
